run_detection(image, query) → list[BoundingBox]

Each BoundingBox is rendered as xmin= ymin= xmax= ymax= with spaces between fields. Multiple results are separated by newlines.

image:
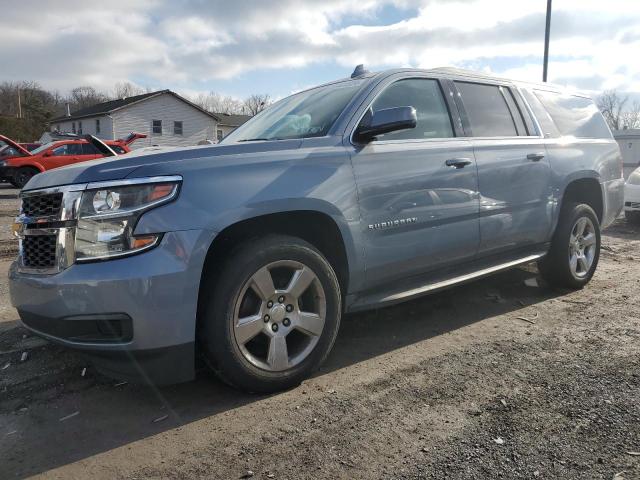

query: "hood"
xmin=0 ymin=135 xmax=31 ymax=157
xmin=22 ymin=139 xmax=304 ymax=191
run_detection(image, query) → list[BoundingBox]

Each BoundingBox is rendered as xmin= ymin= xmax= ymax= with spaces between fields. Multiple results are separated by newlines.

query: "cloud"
xmin=1 ymin=0 xmax=639 ymax=96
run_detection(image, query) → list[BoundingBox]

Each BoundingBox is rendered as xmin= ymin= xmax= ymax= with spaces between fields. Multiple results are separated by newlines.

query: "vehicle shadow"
xmin=3 ymin=266 xmax=561 ymax=478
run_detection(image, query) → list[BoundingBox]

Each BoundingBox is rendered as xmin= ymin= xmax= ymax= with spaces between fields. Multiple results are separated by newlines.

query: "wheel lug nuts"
xmin=263 ymin=314 xmax=270 ymax=322
xmin=267 ymin=301 xmax=273 ymax=308
xmin=286 ymin=304 xmax=293 ymax=312
xmin=278 ymin=296 xmax=285 ymax=303
xmin=271 ymin=323 xmax=279 ymax=332
xmin=283 ymin=318 xmax=291 ymax=327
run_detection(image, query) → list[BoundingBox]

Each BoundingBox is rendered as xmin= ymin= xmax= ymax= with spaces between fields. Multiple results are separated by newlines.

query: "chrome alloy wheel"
xmin=232 ymin=260 xmax=327 ymax=372
xmin=568 ymin=216 xmax=597 ymax=278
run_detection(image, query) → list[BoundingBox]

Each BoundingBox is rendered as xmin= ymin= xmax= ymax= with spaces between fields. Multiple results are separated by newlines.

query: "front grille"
xmin=22 ymin=235 xmax=57 ymax=269
xmin=626 ymin=201 xmax=640 ymax=208
xmin=22 ymin=193 xmax=63 ymax=218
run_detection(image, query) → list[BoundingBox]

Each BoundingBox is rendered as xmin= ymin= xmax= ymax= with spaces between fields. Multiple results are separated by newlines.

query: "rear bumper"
xmin=625 ymin=182 xmax=640 ymax=211
xmin=9 ymin=229 xmax=216 ymax=385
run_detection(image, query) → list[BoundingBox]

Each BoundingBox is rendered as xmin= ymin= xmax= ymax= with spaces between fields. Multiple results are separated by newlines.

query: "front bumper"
xmin=9 ymin=229 xmax=216 ymax=385
xmin=625 ymin=182 xmax=640 ymax=211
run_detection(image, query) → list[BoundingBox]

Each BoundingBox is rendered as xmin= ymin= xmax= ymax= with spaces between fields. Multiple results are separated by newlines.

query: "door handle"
xmin=445 ymin=158 xmax=472 ymax=169
xmin=527 ymin=152 xmax=545 ymax=161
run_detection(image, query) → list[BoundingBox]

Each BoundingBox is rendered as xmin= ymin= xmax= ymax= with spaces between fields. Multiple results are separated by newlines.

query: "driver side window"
xmin=372 ymin=79 xmax=454 ymax=141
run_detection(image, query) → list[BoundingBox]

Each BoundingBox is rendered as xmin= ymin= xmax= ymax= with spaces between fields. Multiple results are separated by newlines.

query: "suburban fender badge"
xmin=368 ymin=217 xmax=417 ymax=230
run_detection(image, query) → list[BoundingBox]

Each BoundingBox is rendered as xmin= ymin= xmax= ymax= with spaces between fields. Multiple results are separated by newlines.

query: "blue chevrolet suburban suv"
xmin=9 ymin=67 xmax=624 ymax=392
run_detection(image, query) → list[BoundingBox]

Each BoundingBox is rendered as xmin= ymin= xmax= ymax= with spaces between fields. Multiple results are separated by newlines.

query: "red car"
xmin=0 ymin=133 xmax=146 ymax=188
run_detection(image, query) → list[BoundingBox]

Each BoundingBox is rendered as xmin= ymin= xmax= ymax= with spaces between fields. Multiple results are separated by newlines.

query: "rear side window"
xmin=521 ymin=89 xmax=560 ymax=138
xmin=455 ymin=82 xmax=520 ymax=137
xmin=82 ymin=143 xmax=100 ymax=154
xmin=533 ymin=91 xmax=611 ymax=139
xmin=372 ymin=78 xmax=454 ymax=140
xmin=111 ymin=145 xmax=126 ymax=154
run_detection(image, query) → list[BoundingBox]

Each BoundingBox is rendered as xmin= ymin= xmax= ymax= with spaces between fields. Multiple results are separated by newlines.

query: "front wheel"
xmin=199 ymin=235 xmax=342 ymax=393
xmin=13 ymin=167 xmax=39 ymax=189
xmin=539 ymin=203 xmax=601 ymax=289
xmin=626 ymin=210 xmax=640 ymax=226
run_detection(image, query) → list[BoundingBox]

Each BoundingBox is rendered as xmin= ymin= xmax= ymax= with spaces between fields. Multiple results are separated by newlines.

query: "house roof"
xmin=213 ymin=113 xmax=252 ymax=127
xmin=50 ymin=90 xmax=221 ymax=123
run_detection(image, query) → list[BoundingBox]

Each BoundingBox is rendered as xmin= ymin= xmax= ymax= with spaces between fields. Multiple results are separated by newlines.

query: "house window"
xmin=216 ymin=129 xmax=224 ymax=142
xmin=152 ymin=119 xmax=162 ymax=135
xmin=78 ymin=121 xmax=83 ymax=135
xmin=72 ymin=122 xmax=76 ymax=134
xmin=96 ymin=119 xmax=101 ymax=134
xmin=174 ymin=121 xmax=183 ymax=135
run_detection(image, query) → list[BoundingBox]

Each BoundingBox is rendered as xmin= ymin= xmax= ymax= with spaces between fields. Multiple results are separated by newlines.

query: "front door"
xmin=350 ymin=77 xmax=481 ymax=290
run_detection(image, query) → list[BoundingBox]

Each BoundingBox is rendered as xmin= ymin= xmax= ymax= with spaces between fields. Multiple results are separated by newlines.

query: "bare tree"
xmin=191 ymin=91 xmax=244 ymax=115
xmin=243 ymin=93 xmax=272 ymax=116
xmin=113 ymin=82 xmax=146 ymax=99
xmin=621 ymin=100 xmax=640 ymax=130
xmin=69 ymin=86 xmax=108 ymax=110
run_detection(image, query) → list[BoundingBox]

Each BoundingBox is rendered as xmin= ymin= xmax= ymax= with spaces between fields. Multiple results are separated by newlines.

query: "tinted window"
xmin=455 ymin=82 xmax=518 ymax=137
xmin=533 ymin=90 xmax=611 ymax=139
xmin=111 ymin=145 xmax=126 ymax=154
xmin=371 ymin=79 xmax=453 ymax=140
xmin=52 ymin=143 xmax=83 ymax=155
xmin=82 ymin=143 xmax=101 ymax=154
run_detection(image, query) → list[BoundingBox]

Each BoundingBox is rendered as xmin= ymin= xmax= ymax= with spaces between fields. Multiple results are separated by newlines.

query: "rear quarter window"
xmin=533 ymin=90 xmax=612 ymax=139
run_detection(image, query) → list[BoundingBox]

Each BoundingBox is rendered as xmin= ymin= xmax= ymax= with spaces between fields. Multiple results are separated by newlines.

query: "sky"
xmin=1 ymin=0 xmax=639 ymax=101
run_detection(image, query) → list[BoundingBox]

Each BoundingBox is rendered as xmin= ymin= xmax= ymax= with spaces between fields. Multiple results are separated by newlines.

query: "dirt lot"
xmin=1 ymin=182 xmax=639 ymax=480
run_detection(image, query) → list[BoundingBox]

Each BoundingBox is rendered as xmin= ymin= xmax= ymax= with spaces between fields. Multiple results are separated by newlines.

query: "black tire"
xmin=538 ymin=203 xmax=601 ymax=289
xmin=199 ymin=234 xmax=342 ymax=393
xmin=13 ymin=167 xmax=39 ymax=189
xmin=626 ymin=210 xmax=640 ymax=226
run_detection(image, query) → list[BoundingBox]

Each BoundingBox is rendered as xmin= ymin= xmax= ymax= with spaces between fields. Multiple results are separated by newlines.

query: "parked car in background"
xmin=0 ymin=133 xmax=146 ymax=188
xmin=9 ymin=67 xmax=623 ymax=393
xmin=625 ymin=166 xmax=640 ymax=224
xmin=0 ymin=142 xmax=40 ymax=160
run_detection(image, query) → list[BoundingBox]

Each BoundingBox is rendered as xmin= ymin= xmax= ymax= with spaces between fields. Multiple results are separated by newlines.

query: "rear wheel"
xmin=199 ymin=235 xmax=341 ymax=393
xmin=13 ymin=167 xmax=39 ymax=189
xmin=539 ymin=203 xmax=600 ymax=289
xmin=626 ymin=210 xmax=640 ymax=226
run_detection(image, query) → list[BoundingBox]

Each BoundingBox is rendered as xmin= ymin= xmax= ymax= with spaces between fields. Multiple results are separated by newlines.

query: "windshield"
xmin=225 ymin=80 xmax=365 ymax=142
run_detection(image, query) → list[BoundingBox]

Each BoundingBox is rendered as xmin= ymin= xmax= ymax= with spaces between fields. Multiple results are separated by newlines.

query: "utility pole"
xmin=17 ymin=88 xmax=22 ymax=119
xmin=543 ymin=0 xmax=552 ymax=82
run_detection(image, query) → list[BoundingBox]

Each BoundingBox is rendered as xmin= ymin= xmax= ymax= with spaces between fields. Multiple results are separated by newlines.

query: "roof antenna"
xmin=351 ymin=64 xmax=368 ymax=78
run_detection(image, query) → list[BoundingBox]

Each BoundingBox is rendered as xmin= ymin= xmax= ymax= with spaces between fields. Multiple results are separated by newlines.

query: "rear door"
xmin=452 ymin=80 xmax=552 ymax=256
xmin=350 ymin=76 xmax=481 ymax=289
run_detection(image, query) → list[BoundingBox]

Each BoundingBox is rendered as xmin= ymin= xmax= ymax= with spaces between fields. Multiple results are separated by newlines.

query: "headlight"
xmin=75 ymin=177 xmax=181 ymax=261
xmin=628 ymin=169 xmax=640 ymax=186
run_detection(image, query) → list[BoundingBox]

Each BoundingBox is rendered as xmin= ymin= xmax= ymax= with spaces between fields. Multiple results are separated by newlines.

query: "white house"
xmin=48 ymin=90 xmax=250 ymax=150
xmin=613 ymin=129 xmax=640 ymax=178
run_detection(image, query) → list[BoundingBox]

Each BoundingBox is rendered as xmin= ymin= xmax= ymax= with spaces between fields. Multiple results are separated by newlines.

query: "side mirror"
xmin=43 ymin=151 xmax=52 ymax=157
xmin=354 ymin=106 xmax=417 ymax=143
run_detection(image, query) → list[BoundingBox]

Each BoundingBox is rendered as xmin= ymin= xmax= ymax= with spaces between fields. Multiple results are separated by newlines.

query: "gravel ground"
xmin=0 ymin=183 xmax=638 ymax=479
